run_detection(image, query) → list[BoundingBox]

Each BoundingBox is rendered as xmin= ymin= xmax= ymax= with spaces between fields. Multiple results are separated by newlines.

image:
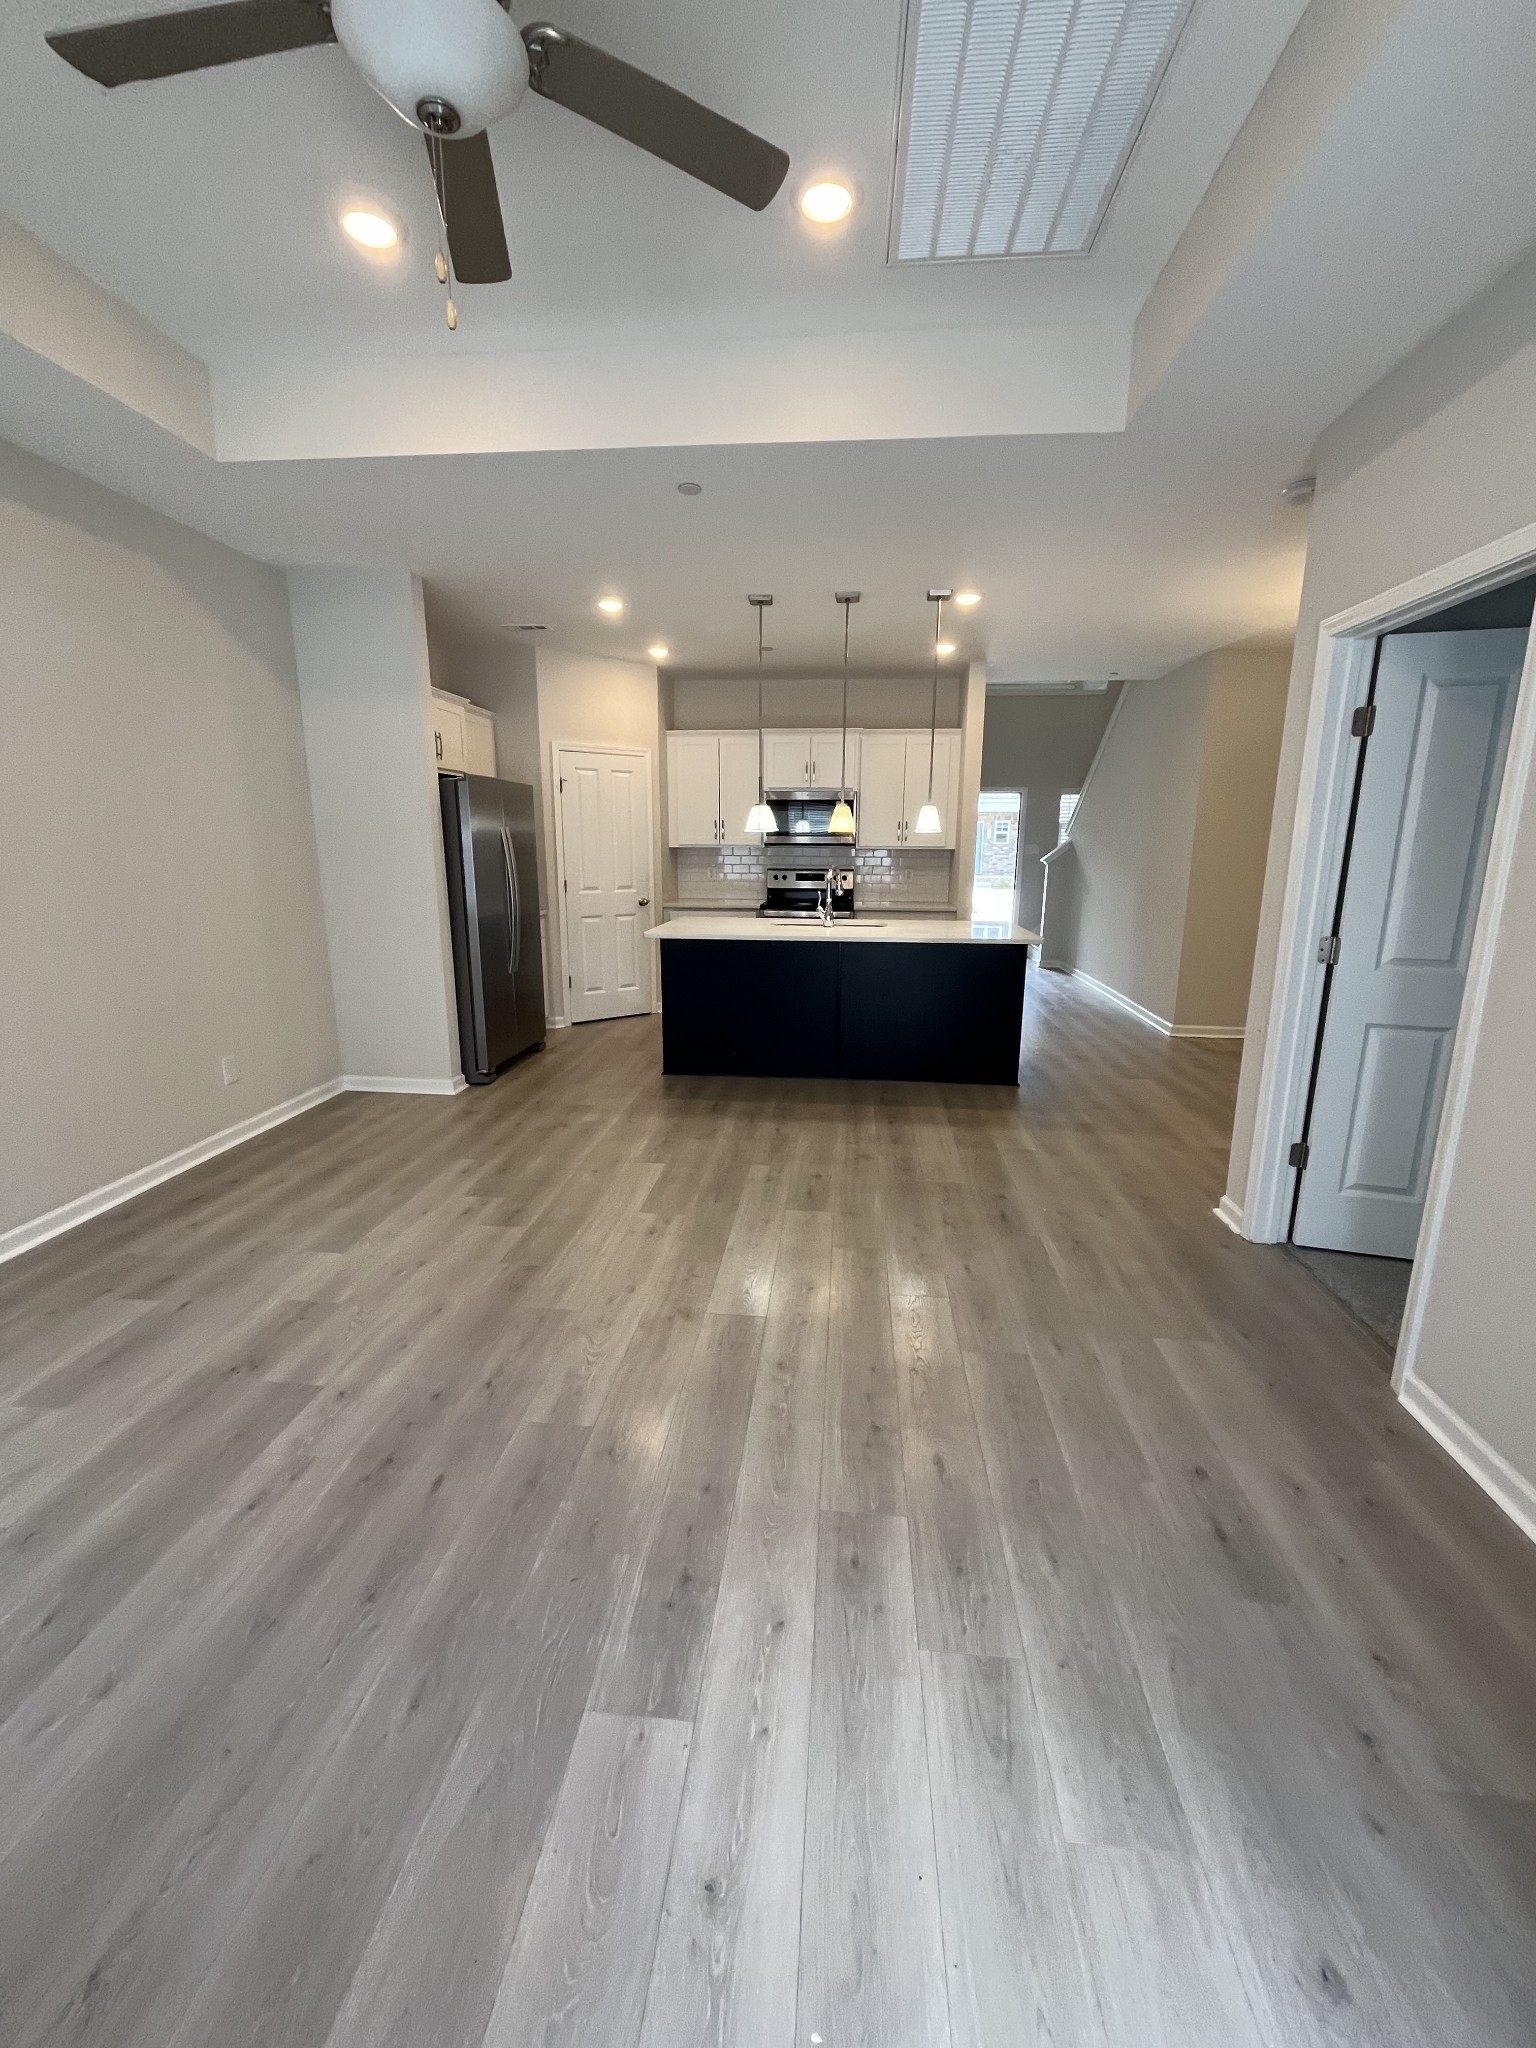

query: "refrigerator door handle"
xmin=501 ymin=822 xmax=521 ymax=976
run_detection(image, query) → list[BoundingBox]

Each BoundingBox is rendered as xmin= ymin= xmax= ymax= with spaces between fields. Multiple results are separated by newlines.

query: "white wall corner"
xmin=1398 ymin=1376 xmax=1536 ymax=1550
xmin=0 ymin=212 xmax=214 ymax=454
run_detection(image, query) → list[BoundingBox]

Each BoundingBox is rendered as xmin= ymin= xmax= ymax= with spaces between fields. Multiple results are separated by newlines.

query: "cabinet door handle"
xmin=434 ymin=731 xmax=443 ymax=762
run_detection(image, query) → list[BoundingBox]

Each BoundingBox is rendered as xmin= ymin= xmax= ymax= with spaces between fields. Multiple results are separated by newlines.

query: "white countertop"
xmin=648 ymin=915 xmax=1038 ymax=947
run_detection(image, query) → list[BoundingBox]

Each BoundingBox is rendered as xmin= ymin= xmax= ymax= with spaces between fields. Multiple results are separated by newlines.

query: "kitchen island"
xmin=648 ymin=914 xmax=1037 ymax=1084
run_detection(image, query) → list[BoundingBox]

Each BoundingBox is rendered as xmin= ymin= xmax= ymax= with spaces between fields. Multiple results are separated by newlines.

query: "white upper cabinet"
xmin=667 ymin=731 xmax=763 ymax=847
xmin=813 ymin=728 xmax=860 ymax=790
xmin=668 ymin=733 xmax=726 ymax=846
xmin=429 ymin=691 xmax=496 ymax=777
xmin=461 ymin=704 xmax=497 ymax=777
xmin=762 ymin=730 xmax=812 ymax=789
xmin=856 ymin=730 xmax=909 ymax=847
xmin=856 ymin=730 xmax=963 ymax=849
xmin=429 ymin=693 xmax=467 ymax=773
xmin=763 ymin=729 xmax=861 ymax=787
xmin=717 ymin=732 xmax=763 ymax=844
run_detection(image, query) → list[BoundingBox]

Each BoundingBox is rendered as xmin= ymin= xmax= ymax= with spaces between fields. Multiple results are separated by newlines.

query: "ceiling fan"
xmin=45 ymin=0 xmax=792 ymax=286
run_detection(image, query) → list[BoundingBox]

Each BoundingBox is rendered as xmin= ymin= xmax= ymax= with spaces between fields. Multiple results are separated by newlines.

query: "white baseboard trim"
xmin=1399 ymin=1375 xmax=1536 ymax=1549
xmin=0 ymin=1078 xmax=345 ymax=1270
xmin=1063 ymin=969 xmax=1244 ymax=1040
xmin=547 ymin=1014 xmax=570 ymax=1030
xmin=341 ymin=1074 xmax=467 ymax=1096
xmin=1213 ymin=1194 xmax=1245 ymax=1236
xmin=1069 ymin=969 xmax=1174 ymax=1034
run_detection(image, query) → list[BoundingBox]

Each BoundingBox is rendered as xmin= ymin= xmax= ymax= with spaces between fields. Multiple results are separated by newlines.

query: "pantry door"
xmin=554 ymin=745 xmax=655 ymax=1022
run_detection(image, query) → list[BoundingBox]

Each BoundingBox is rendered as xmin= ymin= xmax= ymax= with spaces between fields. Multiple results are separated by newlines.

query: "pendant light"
xmin=744 ymin=594 xmax=776 ymax=837
xmin=828 ymin=590 xmax=860 ymax=837
xmin=913 ymin=584 xmax=952 ymax=836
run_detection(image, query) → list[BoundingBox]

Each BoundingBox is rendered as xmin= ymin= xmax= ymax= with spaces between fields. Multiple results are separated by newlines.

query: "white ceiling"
xmin=2 ymin=0 xmax=1536 ymax=680
xmin=0 ymin=0 xmax=1302 ymax=358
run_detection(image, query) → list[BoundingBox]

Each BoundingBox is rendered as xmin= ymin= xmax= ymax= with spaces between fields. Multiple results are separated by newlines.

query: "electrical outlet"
xmin=220 ymin=1055 xmax=240 ymax=1087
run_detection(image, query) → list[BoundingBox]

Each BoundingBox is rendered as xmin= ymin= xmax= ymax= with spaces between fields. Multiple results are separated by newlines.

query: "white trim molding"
xmin=1066 ymin=969 xmax=1244 ymax=1040
xmin=1213 ymin=1194 xmax=1245 ymax=1235
xmin=1399 ymin=1378 xmax=1536 ymax=1550
xmin=342 ymin=1074 xmax=468 ymax=1095
xmin=0 ymin=1079 xmax=345 ymax=1268
xmin=1241 ymin=519 xmax=1536 ymax=1245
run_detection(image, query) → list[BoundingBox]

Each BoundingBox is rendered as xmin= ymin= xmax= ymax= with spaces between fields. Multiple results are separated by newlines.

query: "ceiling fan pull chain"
xmin=425 ymin=128 xmax=459 ymax=333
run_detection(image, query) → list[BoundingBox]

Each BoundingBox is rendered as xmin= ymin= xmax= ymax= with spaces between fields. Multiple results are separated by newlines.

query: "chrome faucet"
xmin=820 ymin=869 xmax=837 ymax=925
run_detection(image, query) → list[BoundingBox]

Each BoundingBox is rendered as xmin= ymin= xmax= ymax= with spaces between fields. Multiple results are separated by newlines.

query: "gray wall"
xmin=0 ymin=439 xmax=337 ymax=1241
xmin=289 ymin=569 xmax=460 ymax=1086
xmin=1176 ymin=648 xmax=1292 ymax=1027
xmin=979 ymin=688 xmax=1121 ymax=789
xmin=1226 ymin=242 xmax=1536 ymax=1512
xmin=670 ymin=673 xmax=963 ymax=732
xmin=980 ymin=687 xmax=1123 ymax=931
xmin=1048 ymin=648 xmax=1289 ymax=1030
xmin=1054 ymin=661 xmax=1209 ymax=1023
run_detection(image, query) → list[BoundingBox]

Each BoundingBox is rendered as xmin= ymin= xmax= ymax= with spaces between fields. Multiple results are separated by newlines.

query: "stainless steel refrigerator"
xmin=439 ymin=774 xmax=546 ymax=1083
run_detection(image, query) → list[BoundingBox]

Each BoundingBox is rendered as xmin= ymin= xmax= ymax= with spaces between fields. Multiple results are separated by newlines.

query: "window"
xmin=972 ymin=790 xmax=1021 ymax=931
xmin=1058 ymin=792 xmax=1079 ymax=843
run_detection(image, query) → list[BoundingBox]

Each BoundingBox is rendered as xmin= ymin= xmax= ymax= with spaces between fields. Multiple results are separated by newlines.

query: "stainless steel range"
xmin=760 ymin=855 xmax=856 ymax=920
xmin=757 ymin=789 xmax=858 ymax=918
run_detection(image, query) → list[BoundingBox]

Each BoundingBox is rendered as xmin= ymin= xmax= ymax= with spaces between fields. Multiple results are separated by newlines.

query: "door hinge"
xmin=1289 ymin=1140 xmax=1310 ymax=1170
xmin=1317 ymin=933 xmax=1340 ymax=966
xmin=559 ymin=775 xmax=566 ymax=791
xmin=1351 ymin=703 xmax=1377 ymax=739
xmin=562 ymin=877 xmax=567 ymax=892
xmin=567 ymin=974 xmax=573 ymax=989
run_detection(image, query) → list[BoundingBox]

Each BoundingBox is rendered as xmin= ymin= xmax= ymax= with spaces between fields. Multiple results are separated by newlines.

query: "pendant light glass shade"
xmin=912 ymin=801 xmax=942 ymax=836
xmin=828 ymin=796 xmax=855 ymax=835
xmin=745 ymin=800 xmax=776 ymax=834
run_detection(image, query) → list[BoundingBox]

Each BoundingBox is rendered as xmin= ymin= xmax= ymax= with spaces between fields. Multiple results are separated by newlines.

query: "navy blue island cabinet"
xmin=653 ymin=919 xmax=1031 ymax=1086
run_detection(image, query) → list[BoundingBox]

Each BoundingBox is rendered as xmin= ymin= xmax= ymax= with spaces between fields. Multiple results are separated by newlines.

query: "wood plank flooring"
xmin=3 ymin=968 xmax=1536 ymax=2045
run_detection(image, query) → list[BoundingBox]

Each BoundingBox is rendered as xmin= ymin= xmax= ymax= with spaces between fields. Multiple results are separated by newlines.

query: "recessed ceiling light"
xmin=954 ymin=590 xmax=982 ymax=607
xmin=677 ymin=481 xmax=703 ymax=496
xmin=937 ymin=640 xmax=957 ymax=656
xmin=341 ymin=207 xmax=400 ymax=252
xmin=647 ymin=643 xmax=671 ymax=660
xmin=799 ymin=178 xmax=855 ymax=225
xmin=596 ymin=596 xmax=626 ymax=616
xmin=895 ymin=0 xmax=1194 ymax=259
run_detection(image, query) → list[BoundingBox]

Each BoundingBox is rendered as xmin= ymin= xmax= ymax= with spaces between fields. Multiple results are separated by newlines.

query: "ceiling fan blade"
xmin=522 ymin=25 xmax=789 ymax=212
xmin=47 ymin=0 xmax=335 ymax=86
xmin=426 ymin=130 xmax=512 ymax=286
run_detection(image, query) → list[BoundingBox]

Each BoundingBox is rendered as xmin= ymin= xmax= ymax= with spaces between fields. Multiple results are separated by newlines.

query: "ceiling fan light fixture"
xmin=799 ymin=178 xmax=856 ymax=225
xmin=329 ymin=0 xmax=529 ymax=138
xmin=341 ymin=206 xmax=400 ymax=251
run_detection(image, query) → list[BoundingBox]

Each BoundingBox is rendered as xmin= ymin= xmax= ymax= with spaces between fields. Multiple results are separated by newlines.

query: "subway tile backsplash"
xmin=675 ymin=845 xmax=952 ymax=908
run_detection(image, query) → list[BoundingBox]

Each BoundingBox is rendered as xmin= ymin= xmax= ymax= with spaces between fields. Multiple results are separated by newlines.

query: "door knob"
xmin=638 ymin=897 xmax=650 ymax=907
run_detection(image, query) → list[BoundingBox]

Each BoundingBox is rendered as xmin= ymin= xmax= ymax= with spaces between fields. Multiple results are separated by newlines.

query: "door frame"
xmin=1236 ymin=518 xmax=1536 ymax=1394
xmin=551 ymin=740 xmax=657 ymax=1024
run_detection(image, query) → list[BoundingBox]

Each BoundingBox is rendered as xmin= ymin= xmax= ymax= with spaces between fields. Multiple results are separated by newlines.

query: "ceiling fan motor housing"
xmin=329 ymin=0 xmax=528 ymax=136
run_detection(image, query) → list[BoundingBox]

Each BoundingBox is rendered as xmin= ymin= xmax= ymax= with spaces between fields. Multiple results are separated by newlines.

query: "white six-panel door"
xmin=556 ymin=745 xmax=655 ymax=1024
xmin=1293 ymin=629 xmax=1525 ymax=1257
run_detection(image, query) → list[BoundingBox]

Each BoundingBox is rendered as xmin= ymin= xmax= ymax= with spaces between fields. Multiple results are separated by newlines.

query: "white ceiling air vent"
xmin=893 ymin=0 xmax=1194 ymax=262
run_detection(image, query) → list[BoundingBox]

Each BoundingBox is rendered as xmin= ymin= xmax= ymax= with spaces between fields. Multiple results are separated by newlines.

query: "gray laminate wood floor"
xmin=3 ymin=968 xmax=1535 ymax=2047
